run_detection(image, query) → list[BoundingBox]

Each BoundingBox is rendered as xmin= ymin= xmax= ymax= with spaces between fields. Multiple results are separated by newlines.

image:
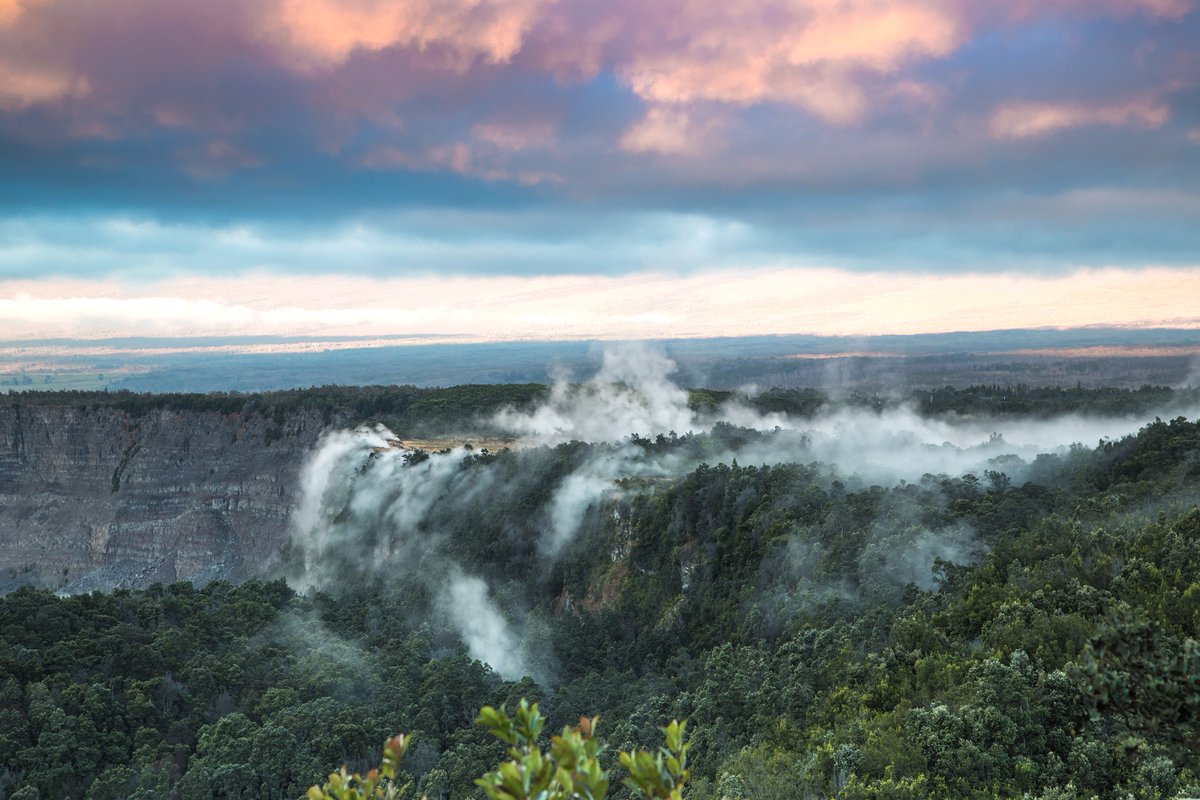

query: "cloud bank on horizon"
xmin=2 ymin=268 xmax=1200 ymax=342
xmin=0 ymin=0 xmax=1198 ymax=334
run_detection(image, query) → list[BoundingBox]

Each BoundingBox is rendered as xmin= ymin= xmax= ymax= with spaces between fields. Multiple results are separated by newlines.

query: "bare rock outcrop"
xmin=0 ymin=404 xmax=342 ymax=594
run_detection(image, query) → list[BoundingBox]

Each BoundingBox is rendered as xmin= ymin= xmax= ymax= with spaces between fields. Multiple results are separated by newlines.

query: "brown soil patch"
xmin=374 ymin=436 xmax=520 ymax=453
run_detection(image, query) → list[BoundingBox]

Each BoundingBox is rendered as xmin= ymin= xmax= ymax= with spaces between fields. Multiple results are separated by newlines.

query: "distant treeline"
xmin=3 ymin=383 xmax=1196 ymax=436
xmin=0 ymin=384 xmax=549 ymax=436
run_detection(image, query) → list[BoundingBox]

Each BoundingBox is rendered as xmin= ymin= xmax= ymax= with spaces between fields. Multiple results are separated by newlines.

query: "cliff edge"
xmin=0 ymin=403 xmax=343 ymax=594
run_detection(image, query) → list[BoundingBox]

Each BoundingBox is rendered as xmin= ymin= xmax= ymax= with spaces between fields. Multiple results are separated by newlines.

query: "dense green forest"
xmin=2 ymin=389 xmax=1200 ymax=799
xmin=5 ymin=383 xmax=1195 ymax=436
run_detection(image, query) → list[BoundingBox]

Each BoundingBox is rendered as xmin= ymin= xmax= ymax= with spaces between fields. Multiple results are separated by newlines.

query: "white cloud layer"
xmin=1 ymin=266 xmax=1199 ymax=342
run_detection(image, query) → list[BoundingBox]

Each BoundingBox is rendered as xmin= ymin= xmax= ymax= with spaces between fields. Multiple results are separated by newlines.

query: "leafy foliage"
xmin=473 ymin=701 xmax=609 ymax=800
xmin=308 ymin=701 xmax=688 ymax=800
xmin=619 ymin=721 xmax=689 ymax=800
xmin=307 ymin=735 xmax=412 ymax=800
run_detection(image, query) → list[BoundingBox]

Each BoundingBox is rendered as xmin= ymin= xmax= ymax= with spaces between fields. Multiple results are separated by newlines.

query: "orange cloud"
xmin=786 ymin=3 xmax=962 ymax=70
xmin=0 ymin=0 xmax=1192 ymax=177
xmin=0 ymin=0 xmax=20 ymax=26
xmin=0 ymin=0 xmax=41 ymax=27
xmin=1006 ymin=0 xmax=1192 ymax=19
xmin=612 ymin=1 xmax=964 ymax=154
xmin=619 ymin=107 xmax=724 ymax=156
xmin=616 ymin=0 xmax=965 ymax=124
xmin=989 ymin=96 xmax=1171 ymax=139
xmin=0 ymin=0 xmax=88 ymax=110
xmin=266 ymin=0 xmax=557 ymax=68
xmin=264 ymin=0 xmax=968 ymax=126
xmin=0 ymin=59 xmax=88 ymax=110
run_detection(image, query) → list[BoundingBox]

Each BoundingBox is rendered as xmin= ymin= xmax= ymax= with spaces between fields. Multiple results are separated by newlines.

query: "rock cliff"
xmin=0 ymin=404 xmax=344 ymax=594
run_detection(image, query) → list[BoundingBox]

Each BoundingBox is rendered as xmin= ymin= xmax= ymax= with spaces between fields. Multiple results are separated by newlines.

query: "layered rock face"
xmin=0 ymin=404 xmax=342 ymax=594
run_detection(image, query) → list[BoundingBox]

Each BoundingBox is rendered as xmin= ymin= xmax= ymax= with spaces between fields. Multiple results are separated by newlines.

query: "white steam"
xmin=286 ymin=343 xmax=1200 ymax=675
xmin=288 ymin=425 xmax=528 ymax=680
xmin=489 ymin=345 xmax=1199 ymax=557
xmin=441 ymin=571 xmax=528 ymax=681
xmin=857 ymin=520 xmax=986 ymax=593
xmin=495 ymin=343 xmax=697 ymax=442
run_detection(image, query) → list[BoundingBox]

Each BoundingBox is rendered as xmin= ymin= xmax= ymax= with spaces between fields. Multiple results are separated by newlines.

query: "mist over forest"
xmin=3 ymin=345 xmax=1199 ymax=799
xmin=285 ymin=345 xmax=1200 ymax=681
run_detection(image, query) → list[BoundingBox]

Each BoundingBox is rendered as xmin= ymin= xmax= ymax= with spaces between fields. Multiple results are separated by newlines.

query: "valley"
xmin=2 ymin=358 xmax=1199 ymax=799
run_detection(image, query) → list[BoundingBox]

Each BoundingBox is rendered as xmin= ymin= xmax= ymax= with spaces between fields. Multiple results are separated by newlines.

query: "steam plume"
xmin=285 ymin=343 xmax=1200 ymax=676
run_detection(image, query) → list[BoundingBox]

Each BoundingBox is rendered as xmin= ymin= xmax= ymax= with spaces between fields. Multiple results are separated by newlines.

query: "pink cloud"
xmin=257 ymin=0 xmax=975 ymax=130
xmin=0 ymin=0 xmax=47 ymax=27
xmin=786 ymin=3 xmax=963 ymax=70
xmin=989 ymin=96 xmax=1171 ymax=139
xmin=264 ymin=0 xmax=557 ymax=69
xmin=0 ymin=59 xmax=88 ymax=109
xmin=619 ymin=107 xmax=725 ymax=156
xmin=0 ymin=0 xmax=89 ymax=110
xmin=0 ymin=0 xmax=21 ymax=26
xmin=0 ymin=0 xmax=261 ymax=127
xmin=1004 ymin=0 xmax=1191 ymax=20
xmin=0 ymin=0 xmax=1192 ymax=182
xmin=607 ymin=2 xmax=965 ymax=155
xmin=610 ymin=0 xmax=965 ymax=124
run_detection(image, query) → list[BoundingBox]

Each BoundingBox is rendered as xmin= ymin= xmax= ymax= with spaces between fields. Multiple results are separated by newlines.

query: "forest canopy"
xmin=2 ymin=387 xmax=1200 ymax=799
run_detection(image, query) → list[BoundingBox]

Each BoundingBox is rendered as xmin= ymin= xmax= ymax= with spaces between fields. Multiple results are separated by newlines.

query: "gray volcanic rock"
xmin=0 ymin=404 xmax=344 ymax=594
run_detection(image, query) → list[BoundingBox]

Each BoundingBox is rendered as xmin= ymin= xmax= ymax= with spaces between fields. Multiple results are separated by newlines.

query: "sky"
xmin=1 ymin=0 xmax=1198 ymax=341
